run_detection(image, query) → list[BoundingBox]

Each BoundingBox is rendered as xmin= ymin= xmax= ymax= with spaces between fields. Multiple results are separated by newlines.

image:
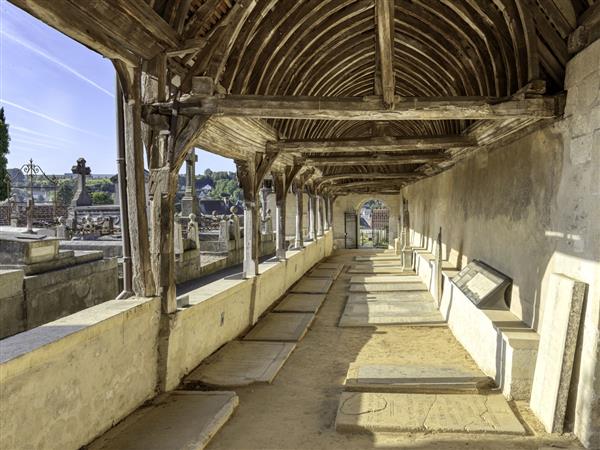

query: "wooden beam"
xmin=304 ymin=152 xmax=449 ymax=165
xmin=568 ymin=2 xmax=600 ymax=54
xmin=168 ymin=95 xmax=561 ymax=120
xmin=375 ymin=0 xmax=395 ymax=107
xmin=328 ymin=179 xmax=413 ymax=190
xmin=275 ymin=135 xmax=475 ymax=152
xmin=319 ymin=172 xmax=418 ymax=184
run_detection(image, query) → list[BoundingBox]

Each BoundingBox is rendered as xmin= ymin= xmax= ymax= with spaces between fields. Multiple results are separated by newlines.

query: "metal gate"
xmin=344 ymin=212 xmax=357 ymax=249
xmin=371 ymin=208 xmax=389 ymax=248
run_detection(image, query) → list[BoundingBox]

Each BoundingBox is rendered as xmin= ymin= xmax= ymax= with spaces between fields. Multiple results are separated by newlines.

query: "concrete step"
xmin=89 ymin=391 xmax=238 ymax=450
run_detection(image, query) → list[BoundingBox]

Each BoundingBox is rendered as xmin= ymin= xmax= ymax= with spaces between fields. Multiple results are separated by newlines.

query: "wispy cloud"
xmin=1 ymin=99 xmax=109 ymax=140
xmin=1 ymin=30 xmax=114 ymax=98
xmin=11 ymin=137 xmax=65 ymax=150
xmin=10 ymin=125 xmax=77 ymax=145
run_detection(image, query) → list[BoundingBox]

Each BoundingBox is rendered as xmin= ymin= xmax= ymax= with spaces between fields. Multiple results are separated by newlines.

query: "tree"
xmin=0 ymin=108 xmax=10 ymax=201
xmin=91 ymin=191 xmax=113 ymax=205
xmin=55 ymin=179 xmax=75 ymax=205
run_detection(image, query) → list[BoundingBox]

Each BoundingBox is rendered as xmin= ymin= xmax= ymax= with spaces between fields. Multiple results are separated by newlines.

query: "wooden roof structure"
xmin=11 ymin=0 xmax=598 ymax=196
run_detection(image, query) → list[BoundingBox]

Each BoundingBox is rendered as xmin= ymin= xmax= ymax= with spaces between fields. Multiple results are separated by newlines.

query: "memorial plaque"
xmin=451 ymin=260 xmax=511 ymax=309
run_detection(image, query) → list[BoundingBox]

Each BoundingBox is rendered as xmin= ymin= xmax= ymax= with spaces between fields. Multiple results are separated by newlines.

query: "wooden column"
xmin=316 ymin=196 xmax=324 ymax=237
xmin=117 ymin=64 xmax=155 ymax=297
xmin=272 ymin=170 xmax=287 ymax=260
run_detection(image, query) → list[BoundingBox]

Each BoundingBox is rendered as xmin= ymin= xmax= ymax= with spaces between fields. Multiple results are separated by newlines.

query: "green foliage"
xmin=55 ymin=179 xmax=75 ymax=205
xmin=211 ymin=178 xmax=241 ymax=202
xmin=91 ymin=191 xmax=113 ymax=205
xmin=0 ymin=108 xmax=10 ymax=201
xmin=87 ymin=178 xmax=114 ymax=193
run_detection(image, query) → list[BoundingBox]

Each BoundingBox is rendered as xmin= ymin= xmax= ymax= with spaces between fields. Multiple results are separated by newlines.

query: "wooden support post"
xmin=323 ymin=195 xmax=330 ymax=231
xmin=293 ymin=182 xmax=304 ymax=249
xmin=119 ymin=64 xmax=155 ymax=297
xmin=272 ymin=170 xmax=287 ymax=260
xmin=243 ymin=201 xmax=258 ymax=277
xmin=316 ymin=196 xmax=324 ymax=237
xmin=307 ymin=194 xmax=316 ymax=241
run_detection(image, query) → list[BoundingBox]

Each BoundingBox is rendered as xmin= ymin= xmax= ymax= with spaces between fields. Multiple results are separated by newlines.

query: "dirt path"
xmin=203 ymin=249 xmax=581 ymax=450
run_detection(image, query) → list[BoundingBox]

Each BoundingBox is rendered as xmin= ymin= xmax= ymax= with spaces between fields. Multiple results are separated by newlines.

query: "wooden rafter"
xmin=304 ymin=153 xmax=449 ymax=165
xmin=375 ymin=0 xmax=395 ymax=107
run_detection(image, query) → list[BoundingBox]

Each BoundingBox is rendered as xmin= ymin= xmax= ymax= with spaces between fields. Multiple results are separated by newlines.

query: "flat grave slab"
xmin=350 ymin=275 xmax=421 ymax=284
xmin=339 ymin=292 xmax=444 ymax=327
xmin=316 ymin=262 xmax=344 ymax=270
xmin=530 ymin=273 xmax=586 ymax=433
xmin=348 ymin=265 xmax=407 ymax=274
xmin=244 ymin=312 xmax=315 ymax=342
xmin=335 ymin=392 xmax=525 ymax=434
xmin=290 ymin=277 xmax=333 ymax=294
xmin=349 ymin=282 xmax=427 ymax=293
xmin=274 ymin=293 xmax=326 ymax=313
xmin=184 ymin=341 xmax=296 ymax=387
xmin=355 ymin=255 xmax=402 ymax=262
xmin=344 ymin=363 xmax=492 ymax=392
xmin=89 ymin=391 xmax=238 ymax=450
xmin=308 ymin=267 xmax=342 ymax=279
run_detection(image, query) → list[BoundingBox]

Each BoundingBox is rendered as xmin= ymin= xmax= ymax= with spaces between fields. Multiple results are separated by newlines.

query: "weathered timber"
xmin=304 ymin=153 xmax=449 ymax=165
xmin=274 ymin=135 xmax=475 ymax=152
xmin=375 ymin=0 xmax=395 ymax=107
xmin=159 ymin=95 xmax=561 ymax=120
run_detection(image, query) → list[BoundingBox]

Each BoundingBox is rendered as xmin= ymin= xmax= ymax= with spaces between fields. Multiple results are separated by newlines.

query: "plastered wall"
xmin=401 ymin=41 xmax=600 ymax=448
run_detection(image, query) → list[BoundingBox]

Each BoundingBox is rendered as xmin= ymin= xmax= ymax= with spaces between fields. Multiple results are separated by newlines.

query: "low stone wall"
xmin=0 ymin=255 xmax=119 ymax=338
xmin=0 ymin=231 xmax=333 ymax=450
xmin=0 ymin=297 xmax=161 ymax=450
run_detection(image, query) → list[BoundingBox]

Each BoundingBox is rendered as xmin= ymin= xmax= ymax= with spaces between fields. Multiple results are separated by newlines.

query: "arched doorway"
xmin=358 ymin=199 xmax=390 ymax=248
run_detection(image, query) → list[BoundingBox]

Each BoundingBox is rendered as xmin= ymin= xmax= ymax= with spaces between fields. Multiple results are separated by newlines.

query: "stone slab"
xmin=349 ymin=282 xmax=427 ymax=293
xmin=184 ymin=341 xmax=296 ymax=386
xmin=355 ymin=255 xmax=401 ymax=262
xmin=348 ymin=265 xmax=407 ymax=274
xmin=308 ymin=267 xmax=341 ymax=279
xmin=274 ymin=293 xmax=326 ymax=313
xmin=0 ymin=235 xmax=59 ymax=265
xmin=89 ymin=391 xmax=238 ymax=450
xmin=344 ymin=363 xmax=493 ymax=392
xmin=244 ymin=312 xmax=315 ymax=342
xmin=339 ymin=292 xmax=445 ymax=327
xmin=318 ymin=262 xmax=344 ymax=270
xmin=350 ymin=275 xmax=421 ymax=284
xmin=530 ymin=273 xmax=586 ymax=433
xmin=290 ymin=277 xmax=333 ymax=294
xmin=335 ymin=392 xmax=526 ymax=434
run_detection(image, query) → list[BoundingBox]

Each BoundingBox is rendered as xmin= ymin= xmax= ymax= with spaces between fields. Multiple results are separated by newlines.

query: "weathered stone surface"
xmin=350 ymin=275 xmax=421 ymax=284
xmin=348 ymin=265 xmax=407 ymax=274
xmin=344 ymin=363 xmax=492 ymax=392
xmin=89 ymin=391 xmax=238 ymax=450
xmin=0 ymin=235 xmax=59 ymax=265
xmin=185 ymin=341 xmax=296 ymax=386
xmin=244 ymin=312 xmax=315 ymax=342
xmin=335 ymin=392 xmax=526 ymax=434
xmin=349 ymin=282 xmax=427 ymax=293
xmin=317 ymin=262 xmax=344 ymax=270
xmin=274 ymin=293 xmax=326 ymax=313
xmin=290 ymin=277 xmax=333 ymax=294
xmin=308 ymin=267 xmax=341 ymax=279
xmin=355 ymin=255 xmax=401 ymax=262
xmin=530 ymin=274 xmax=587 ymax=433
xmin=0 ymin=269 xmax=25 ymax=338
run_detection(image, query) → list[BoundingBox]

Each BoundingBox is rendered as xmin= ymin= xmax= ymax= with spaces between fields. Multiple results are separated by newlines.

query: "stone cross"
xmin=71 ymin=157 xmax=92 ymax=206
xmin=181 ymin=150 xmax=199 ymax=217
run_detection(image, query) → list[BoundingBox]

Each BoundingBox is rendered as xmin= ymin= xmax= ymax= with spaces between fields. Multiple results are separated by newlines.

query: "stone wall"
xmin=400 ymin=40 xmax=600 ymax=448
xmin=331 ymin=194 xmax=399 ymax=249
xmin=0 ymin=231 xmax=334 ymax=450
xmin=0 ymin=203 xmax=68 ymax=226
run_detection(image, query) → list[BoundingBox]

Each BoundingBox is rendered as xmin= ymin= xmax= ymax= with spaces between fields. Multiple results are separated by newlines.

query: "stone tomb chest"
xmin=451 ymin=260 xmax=511 ymax=310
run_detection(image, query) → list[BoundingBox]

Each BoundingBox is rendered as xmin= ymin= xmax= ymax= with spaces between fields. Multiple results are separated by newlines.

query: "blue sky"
xmin=0 ymin=0 xmax=234 ymax=175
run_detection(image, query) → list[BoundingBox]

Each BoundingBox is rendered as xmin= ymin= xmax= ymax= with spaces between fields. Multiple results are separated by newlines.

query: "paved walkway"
xmin=202 ymin=249 xmax=582 ymax=450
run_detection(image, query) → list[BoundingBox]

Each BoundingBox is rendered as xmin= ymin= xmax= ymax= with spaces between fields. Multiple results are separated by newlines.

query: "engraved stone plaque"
xmin=451 ymin=260 xmax=511 ymax=309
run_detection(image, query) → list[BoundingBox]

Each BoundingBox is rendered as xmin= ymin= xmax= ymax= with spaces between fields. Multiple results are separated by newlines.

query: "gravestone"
xmin=187 ymin=213 xmax=200 ymax=250
xmin=530 ymin=273 xmax=586 ymax=433
xmin=70 ymin=157 xmax=92 ymax=207
xmin=0 ymin=233 xmax=59 ymax=265
xmin=174 ymin=214 xmax=184 ymax=256
xmin=243 ymin=312 xmax=315 ymax=342
xmin=451 ymin=260 xmax=511 ymax=309
xmin=181 ymin=150 xmax=199 ymax=217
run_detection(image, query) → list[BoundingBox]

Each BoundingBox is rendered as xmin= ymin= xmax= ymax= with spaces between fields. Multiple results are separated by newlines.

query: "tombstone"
xmin=263 ymin=208 xmax=273 ymax=234
xmin=230 ymin=207 xmax=241 ymax=245
xmin=174 ymin=214 xmax=184 ymax=256
xmin=187 ymin=213 xmax=200 ymax=250
xmin=218 ymin=219 xmax=229 ymax=253
xmin=181 ymin=150 xmax=199 ymax=217
xmin=70 ymin=157 xmax=92 ymax=207
xmin=56 ymin=216 xmax=70 ymax=240
xmin=9 ymin=195 xmax=18 ymax=227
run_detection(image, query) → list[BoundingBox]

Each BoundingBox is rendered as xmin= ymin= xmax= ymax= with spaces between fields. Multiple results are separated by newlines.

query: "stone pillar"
xmin=323 ymin=196 xmax=330 ymax=230
xmin=243 ymin=201 xmax=258 ymax=278
xmin=174 ymin=214 xmax=184 ymax=256
xmin=294 ymin=185 xmax=303 ymax=249
xmin=316 ymin=196 xmax=324 ymax=237
xmin=260 ymin=184 xmax=270 ymax=223
xmin=181 ymin=150 xmax=199 ymax=217
xmin=275 ymin=197 xmax=286 ymax=259
xmin=327 ymin=197 xmax=333 ymax=228
xmin=307 ymin=194 xmax=316 ymax=241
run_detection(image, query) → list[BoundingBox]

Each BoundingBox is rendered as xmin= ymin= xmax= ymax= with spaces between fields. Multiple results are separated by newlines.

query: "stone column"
xmin=294 ymin=185 xmax=303 ymax=248
xmin=243 ymin=201 xmax=258 ymax=278
xmin=316 ymin=196 xmax=324 ymax=237
xmin=307 ymin=194 xmax=316 ymax=241
xmin=181 ymin=150 xmax=199 ymax=217
xmin=275 ymin=196 xmax=286 ymax=259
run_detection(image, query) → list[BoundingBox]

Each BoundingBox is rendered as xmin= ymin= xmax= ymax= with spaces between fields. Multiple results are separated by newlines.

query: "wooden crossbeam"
xmin=274 ymin=135 xmax=474 ymax=152
xmin=304 ymin=152 xmax=449 ymax=165
xmin=318 ymin=173 xmax=417 ymax=185
xmin=328 ymin=179 xmax=413 ymax=190
xmin=168 ymin=95 xmax=560 ymax=120
xmin=375 ymin=0 xmax=395 ymax=107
